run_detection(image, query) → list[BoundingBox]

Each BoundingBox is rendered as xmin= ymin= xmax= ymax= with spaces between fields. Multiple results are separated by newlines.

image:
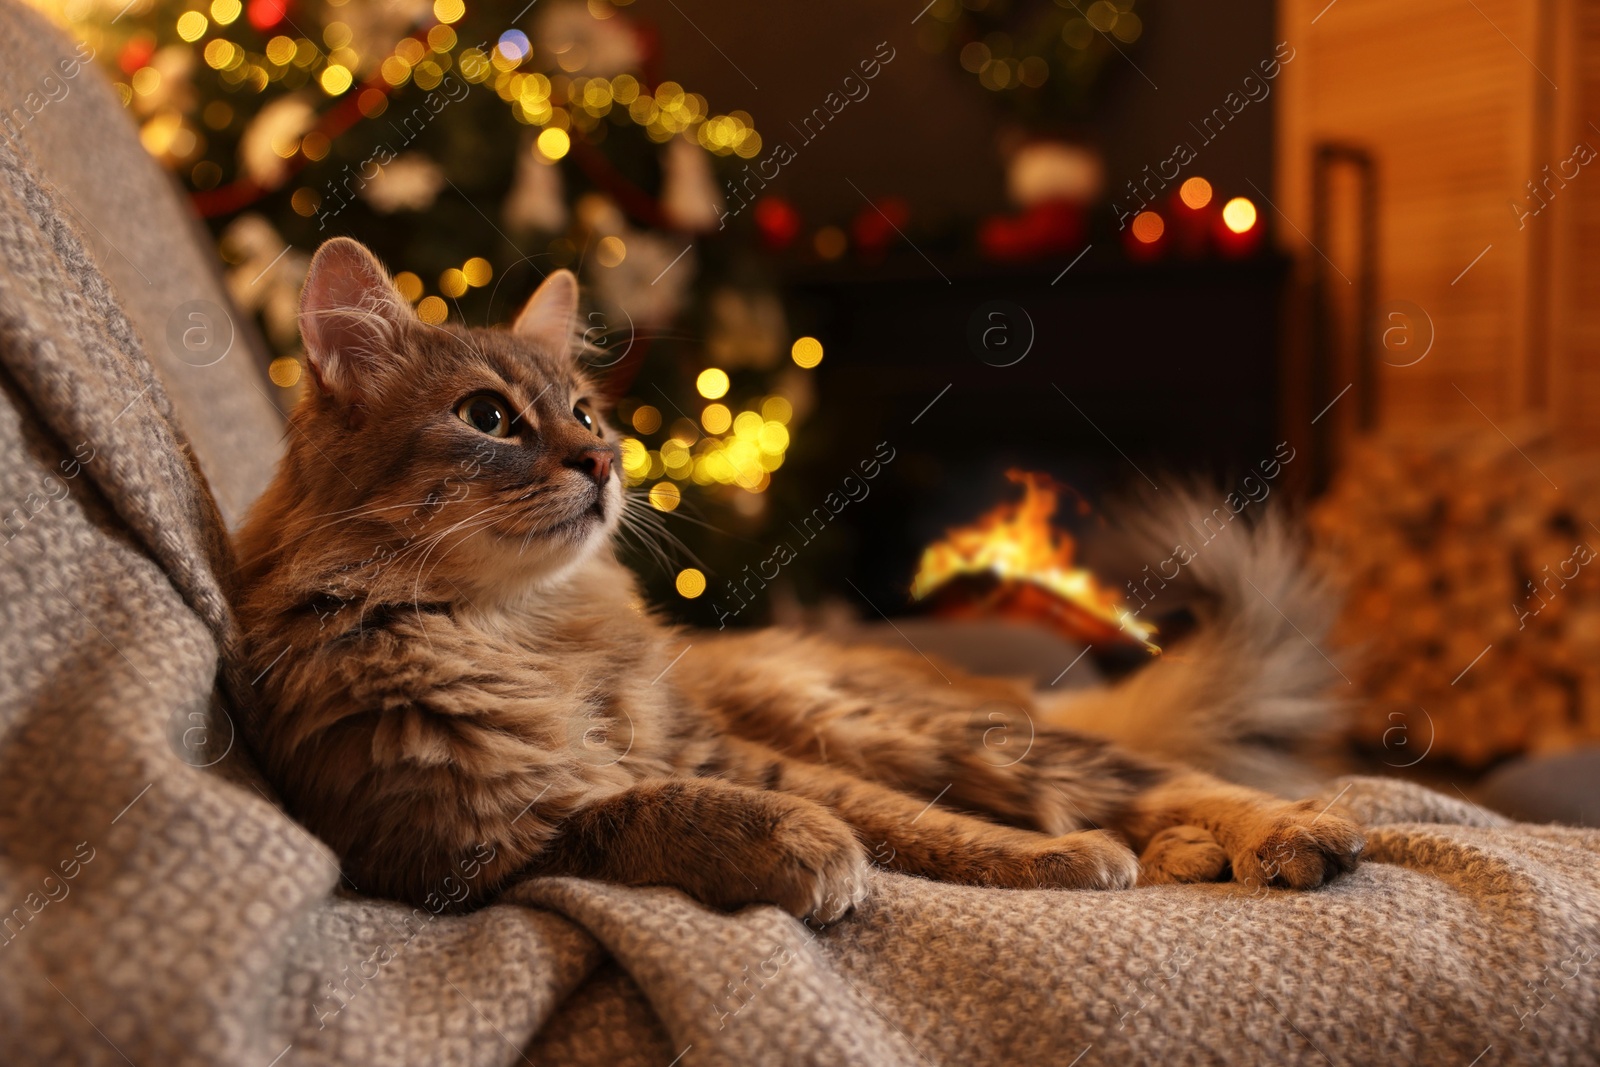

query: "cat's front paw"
xmin=1225 ymin=800 xmax=1365 ymax=889
xmin=751 ymin=804 xmax=872 ymax=924
xmin=1007 ymin=829 xmax=1140 ymax=891
xmin=1138 ymin=825 xmax=1230 ymax=885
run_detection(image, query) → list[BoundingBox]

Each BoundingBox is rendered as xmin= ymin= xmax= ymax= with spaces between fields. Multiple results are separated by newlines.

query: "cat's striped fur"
xmin=232 ymin=238 xmax=1363 ymax=920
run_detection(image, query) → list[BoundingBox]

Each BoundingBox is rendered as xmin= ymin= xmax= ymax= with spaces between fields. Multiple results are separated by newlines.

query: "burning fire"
xmin=911 ymin=470 xmax=1159 ymax=652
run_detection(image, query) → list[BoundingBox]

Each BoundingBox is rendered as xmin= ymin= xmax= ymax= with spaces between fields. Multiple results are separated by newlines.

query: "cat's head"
xmin=281 ymin=237 xmax=623 ymax=600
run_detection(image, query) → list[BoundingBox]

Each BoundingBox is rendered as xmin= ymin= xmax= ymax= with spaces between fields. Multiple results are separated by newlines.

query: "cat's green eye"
xmin=457 ymin=393 xmax=512 ymax=438
xmin=573 ymin=402 xmax=599 ymax=436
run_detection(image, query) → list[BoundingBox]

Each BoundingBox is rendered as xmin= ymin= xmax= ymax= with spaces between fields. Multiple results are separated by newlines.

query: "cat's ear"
xmin=512 ymin=269 xmax=579 ymax=355
xmin=300 ymin=237 xmax=413 ymax=418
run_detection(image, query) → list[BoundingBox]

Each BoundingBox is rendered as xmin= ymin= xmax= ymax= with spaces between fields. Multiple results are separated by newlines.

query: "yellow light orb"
xmin=701 ymin=403 xmax=732 ymax=434
xmin=620 ymin=437 xmax=649 ymax=478
xmin=537 ymin=127 xmax=571 ymax=161
xmin=319 ymin=65 xmax=353 ymax=96
xmin=1222 ymin=196 xmax=1259 ymax=234
xmin=1179 ymin=176 xmax=1213 ymax=209
xmin=396 ymin=38 xmax=425 ymax=65
xmin=791 ymin=336 xmax=824 ymax=369
xmin=439 ymin=268 xmax=468 ymax=298
xmin=267 ymin=356 xmax=302 ymax=388
xmin=1131 ymin=210 xmax=1165 ymax=244
xmin=290 ymin=188 xmax=320 ymax=217
xmin=381 ymin=56 xmax=411 ymax=86
xmin=631 ymin=405 xmax=662 ymax=434
xmin=695 ymin=368 xmax=729 ymax=399
xmin=732 ymin=410 xmax=763 ymax=439
xmin=428 ymin=24 xmax=457 ymax=53
xmin=131 ymin=67 xmax=162 ymax=97
xmin=210 ymin=0 xmax=241 ymax=24
xmin=757 ymin=421 xmax=789 ymax=454
xmin=462 ymin=257 xmax=493 ymax=286
xmin=393 ymin=272 xmax=423 ymax=303
xmin=416 ymin=296 xmax=448 ymax=324
xmin=433 ymin=0 xmax=465 ymax=24
xmin=264 ymin=35 xmax=296 ymax=66
xmin=675 ymin=567 xmax=706 ymax=598
xmin=316 ymin=23 xmax=348 ymax=51
xmin=176 ymin=12 xmax=208 ymax=42
xmin=761 ymin=395 xmax=793 ymax=424
xmin=648 ymin=481 xmax=682 ymax=512
xmin=203 ymin=39 xmax=237 ymax=69
xmin=596 ymin=235 xmax=626 ymax=268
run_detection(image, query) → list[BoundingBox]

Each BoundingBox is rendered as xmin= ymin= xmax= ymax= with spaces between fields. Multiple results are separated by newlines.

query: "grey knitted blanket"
xmin=2 ymin=7 xmax=1599 ymax=1063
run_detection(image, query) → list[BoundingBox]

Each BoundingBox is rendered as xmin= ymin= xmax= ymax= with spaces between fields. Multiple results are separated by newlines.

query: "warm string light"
xmin=61 ymin=0 xmax=765 ymax=321
xmin=617 ymin=348 xmax=812 ymax=544
xmin=1123 ymin=178 xmax=1260 ymax=258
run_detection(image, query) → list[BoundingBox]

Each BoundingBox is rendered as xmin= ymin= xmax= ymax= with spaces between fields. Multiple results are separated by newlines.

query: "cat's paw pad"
xmin=1137 ymin=825 xmax=1230 ymax=885
xmin=761 ymin=810 xmax=872 ymax=924
xmin=1022 ymin=829 xmax=1140 ymax=891
xmin=1229 ymin=801 xmax=1365 ymax=890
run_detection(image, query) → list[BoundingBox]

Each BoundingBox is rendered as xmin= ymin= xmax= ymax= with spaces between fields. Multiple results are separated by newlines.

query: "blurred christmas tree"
xmin=40 ymin=0 xmax=814 ymax=609
xmin=914 ymin=0 xmax=1144 ymax=123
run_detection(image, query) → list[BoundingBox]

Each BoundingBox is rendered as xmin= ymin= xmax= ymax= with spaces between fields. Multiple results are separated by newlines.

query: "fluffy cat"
xmin=232 ymin=237 xmax=1363 ymax=921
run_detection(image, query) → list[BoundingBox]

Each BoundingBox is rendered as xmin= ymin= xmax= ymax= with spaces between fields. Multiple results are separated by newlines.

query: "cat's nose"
xmin=570 ymin=448 xmax=613 ymax=485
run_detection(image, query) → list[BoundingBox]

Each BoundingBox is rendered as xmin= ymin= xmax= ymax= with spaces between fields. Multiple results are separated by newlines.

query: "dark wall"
xmin=634 ymin=0 xmax=1279 ymax=227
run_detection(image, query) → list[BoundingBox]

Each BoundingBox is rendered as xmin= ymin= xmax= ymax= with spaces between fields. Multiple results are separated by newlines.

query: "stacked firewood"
xmin=1309 ymin=424 xmax=1600 ymax=766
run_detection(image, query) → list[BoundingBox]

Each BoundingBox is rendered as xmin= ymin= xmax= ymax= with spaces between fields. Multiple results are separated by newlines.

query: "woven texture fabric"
xmin=2 ymin=5 xmax=1599 ymax=1064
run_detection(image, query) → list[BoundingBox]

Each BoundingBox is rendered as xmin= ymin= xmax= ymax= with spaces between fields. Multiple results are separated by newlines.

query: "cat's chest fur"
xmin=444 ymin=558 xmax=701 ymax=778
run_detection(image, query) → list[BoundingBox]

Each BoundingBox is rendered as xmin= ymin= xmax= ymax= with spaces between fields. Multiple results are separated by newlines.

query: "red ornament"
xmin=248 ymin=0 xmax=290 ymax=31
xmin=978 ymin=200 xmax=1086 ymax=261
xmin=753 ymin=196 xmax=801 ymax=251
xmin=118 ymin=34 xmax=155 ymax=76
xmin=850 ymin=195 xmax=910 ymax=258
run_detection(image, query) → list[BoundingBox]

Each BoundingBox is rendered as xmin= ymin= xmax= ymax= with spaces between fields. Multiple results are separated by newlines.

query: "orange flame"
xmin=910 ymin=470 xmax=1159 ymax=652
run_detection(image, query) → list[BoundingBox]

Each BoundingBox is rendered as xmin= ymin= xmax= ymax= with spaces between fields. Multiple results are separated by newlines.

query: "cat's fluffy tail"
xmin=1039 ymin=489 xmax=1345 ymax=795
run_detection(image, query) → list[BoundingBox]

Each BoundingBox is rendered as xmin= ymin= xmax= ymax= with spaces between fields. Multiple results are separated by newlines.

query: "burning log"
xmin=911 ymin=470 xmax=1158 ymax=652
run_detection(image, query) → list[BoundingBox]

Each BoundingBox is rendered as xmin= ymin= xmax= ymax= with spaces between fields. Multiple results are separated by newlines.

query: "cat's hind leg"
xmin=702 ymin=737 xmax=1140 ymax=892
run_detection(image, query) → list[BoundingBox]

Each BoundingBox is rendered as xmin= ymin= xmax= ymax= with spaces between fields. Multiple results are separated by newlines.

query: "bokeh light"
xmin=596 ymin=235 xmax=626 ymax=268
xmin=439 ymin=268 xmax=468 ymax=298
xmin=416 ymin=296 xmax=447 ymax=324
xmin=696 ymin=368 xmax=729 ymax=399
xmin=1222 ymin=197 xmax=1259 ymax=233
xmin=791 ymin=336 xmax=823 ymax=368
xmin=176 ymin=12 xmax=208 ymax=41
xmin=1131 ymin=211 xmax=1165 ymax=243
xmin=761 ymin=395 xmax=793 ymax=423
xmin=267 ymin=356 xmax=301 ymax=387
xmin=537 ymin=127 xmax=571 ymax=161
xmin=701 ymin=403 xmax=732 ymax=434
xmin=648 ymin=481 xmax=681 ymax=512
xmin=393 ymin=272 xmax=423 ymax=302
xmin=1179 ymin=176 xmax=1213 ymax=209
xmin=675 ymin=568 xmax=706 ymax=598
xmin=631 ymin=405 xmax=662 ymax=434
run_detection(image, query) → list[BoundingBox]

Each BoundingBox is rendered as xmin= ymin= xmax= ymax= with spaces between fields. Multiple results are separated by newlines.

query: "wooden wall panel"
xmin=1277 ymin=0 xmax=1562 ymax=442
